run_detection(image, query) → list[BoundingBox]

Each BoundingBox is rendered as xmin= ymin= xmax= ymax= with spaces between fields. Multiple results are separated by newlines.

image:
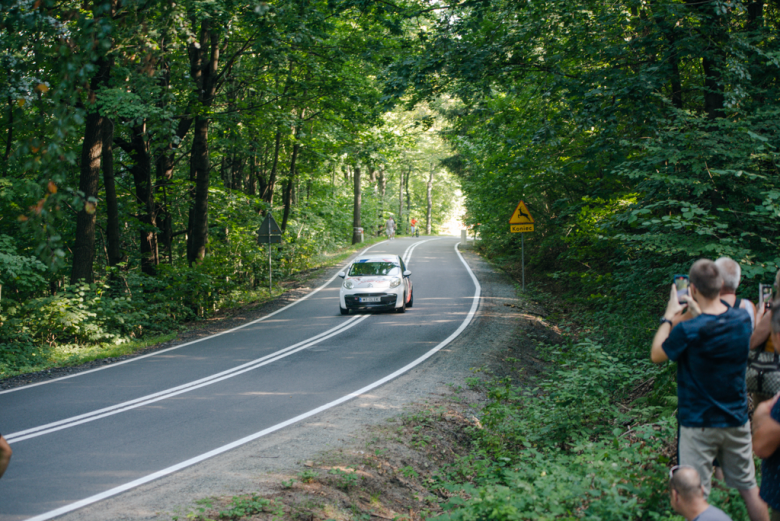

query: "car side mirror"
xmin=403 ymin=270 xmax=411 ymax=277
xmin=338 ymin=272 xmax=346 ymax=278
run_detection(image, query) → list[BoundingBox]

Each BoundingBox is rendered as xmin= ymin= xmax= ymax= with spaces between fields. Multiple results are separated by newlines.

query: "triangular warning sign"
xmin=258 ymin=213 xmax=283 ymax=235
xmin=509 ymin=201 xmax=534 ymax=224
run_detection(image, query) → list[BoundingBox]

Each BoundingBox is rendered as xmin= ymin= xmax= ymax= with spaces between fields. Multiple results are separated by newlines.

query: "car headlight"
xmin=344 ymin=280 xmax=354 ymax=289
xmin=389 ymin=278 xmax=401 ymax=288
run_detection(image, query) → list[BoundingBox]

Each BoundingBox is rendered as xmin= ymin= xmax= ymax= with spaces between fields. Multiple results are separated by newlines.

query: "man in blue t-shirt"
xmin=651 ymin=259 xmax=768 ymax=521
xmin=752 ymin=303 xmax=780 ymax=520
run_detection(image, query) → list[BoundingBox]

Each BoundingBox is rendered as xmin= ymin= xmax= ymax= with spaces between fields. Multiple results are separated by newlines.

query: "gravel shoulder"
xmin=52 ymin=248 xmax=532 ymax=521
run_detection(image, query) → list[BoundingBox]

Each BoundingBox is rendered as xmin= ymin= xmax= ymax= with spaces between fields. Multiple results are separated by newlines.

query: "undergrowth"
xmin=432 ymin=276 xmax=751 ymax=520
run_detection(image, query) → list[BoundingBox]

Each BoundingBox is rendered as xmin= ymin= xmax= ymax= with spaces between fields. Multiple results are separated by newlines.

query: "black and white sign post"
xmin=257 ymin=213 xmax=283 ymax=295
xmin=509 ymin=201 xmax=535 ymax=291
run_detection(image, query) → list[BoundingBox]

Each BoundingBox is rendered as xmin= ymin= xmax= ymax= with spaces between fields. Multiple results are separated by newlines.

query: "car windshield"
xmin=349 ymin=261 xmax=400 ymax=277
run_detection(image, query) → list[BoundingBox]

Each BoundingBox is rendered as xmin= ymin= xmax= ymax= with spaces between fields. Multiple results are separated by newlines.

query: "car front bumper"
xmin=341 ymin=291 xmax=402 ymax=310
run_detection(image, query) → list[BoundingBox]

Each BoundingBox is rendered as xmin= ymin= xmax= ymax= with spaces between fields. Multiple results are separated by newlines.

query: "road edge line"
xmin=25 ymin=240 xmax=479 ymax=521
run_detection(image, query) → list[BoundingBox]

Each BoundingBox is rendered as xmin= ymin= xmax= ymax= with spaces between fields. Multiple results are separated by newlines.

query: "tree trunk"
xmin=102 ymin=119 xmax=122 ymax=266
xmin=188 ymin=115 xmax=210 ymax=264
xmin=263 ymin=130 xmax=282 ymax=204
xmin=398 ymin=172 xmax=403 ymax=235
xmin=692 ymin=2 xmax=726 ymax=119
xmin=426 ymin=166 xmax=433 ymax=235
xmin=186 ymin=18 xmax=220 ymax=265
xmin=281 ymin=141 xmax=300 ymax=233
xmin=71 ymin=58 xmax=111 ymax=284
xmin=404 ymin=168 xmax=411 ymax=232
xmin=352 ymin=165 xmax=362 ymax=244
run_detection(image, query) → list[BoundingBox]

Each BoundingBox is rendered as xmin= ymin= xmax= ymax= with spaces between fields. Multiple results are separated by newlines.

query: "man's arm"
xmin=752 ymin=312 xmax=772 ymax=350
xmin=650 ymin=285 xmax=685 ymax=364
xmin=753 ymin=394 xmax=780 ymax=459
xmin=0 ymin=435 xmax=12 ymax=479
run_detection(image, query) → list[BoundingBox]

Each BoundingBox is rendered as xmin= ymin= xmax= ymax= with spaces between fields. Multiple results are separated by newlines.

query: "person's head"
xmin=715 ymin=257 xmax=741 ymax=294
xmin=775 ymin=269 xmax=780 ymax=293
xmin=689 ymin=259 xmax=723 ymax=302
xmin=772 ymin=300 xmax=780 ymax=346
xmin=670 ymin=466 xmax=706 ymax=515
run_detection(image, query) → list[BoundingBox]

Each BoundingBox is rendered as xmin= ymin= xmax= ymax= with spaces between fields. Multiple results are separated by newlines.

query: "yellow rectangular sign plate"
xmin=511 ymin=224 xmax=534 ymax=233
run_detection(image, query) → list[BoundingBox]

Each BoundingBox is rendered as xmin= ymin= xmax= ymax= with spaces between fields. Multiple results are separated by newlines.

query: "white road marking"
xmin=5 ymin=315 xmax=369 ymax=443
xmin=24 ymin=240 xmax=480 ymax=521
xmin=0 ymin=242 xmax=386 ymax=396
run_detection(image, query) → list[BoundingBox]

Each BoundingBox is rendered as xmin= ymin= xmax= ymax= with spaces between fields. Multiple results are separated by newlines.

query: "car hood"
xmin=345 ymin=276 xmax=397 ymax=289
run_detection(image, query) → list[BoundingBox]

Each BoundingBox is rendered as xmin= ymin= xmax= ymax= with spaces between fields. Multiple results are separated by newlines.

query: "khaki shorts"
xmin=679 ymin=423 xmax=756 ymax=496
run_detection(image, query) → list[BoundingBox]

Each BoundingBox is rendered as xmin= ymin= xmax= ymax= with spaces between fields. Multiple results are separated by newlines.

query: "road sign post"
xmin=508 ymin=201 xmax=535 ymax=291
xmin=257 ymin=213 xmax=283 ymax=295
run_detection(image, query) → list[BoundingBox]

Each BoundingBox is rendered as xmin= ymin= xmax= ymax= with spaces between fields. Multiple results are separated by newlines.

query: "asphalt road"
xmin=0 ymin=237 xmax=479 ymax=521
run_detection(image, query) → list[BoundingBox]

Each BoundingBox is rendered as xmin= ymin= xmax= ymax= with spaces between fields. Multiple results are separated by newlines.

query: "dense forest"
xmin=0 ymin=0 xmax=459 ymax=375
xmin=2 ymin=0 xmax=780 ymax=518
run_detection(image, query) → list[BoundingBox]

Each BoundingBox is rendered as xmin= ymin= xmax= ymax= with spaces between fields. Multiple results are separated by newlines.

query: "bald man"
xmin=671 ymin=466 xmax=733 ymax=521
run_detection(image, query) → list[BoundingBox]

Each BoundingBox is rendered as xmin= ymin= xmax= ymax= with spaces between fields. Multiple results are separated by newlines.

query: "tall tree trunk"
xmin=404 ymin=168 xmax=411 ymax=231
xmin=186 ymin=18 xmax=220 ymax=265
xmin=102 ymin=119 xmax=122 ymax=266
xmin=188 ymin=115 xmax=210 ymax=264
xmin=263 ymin=130 xmax=282 ymax=204
xmin=398 ymin=172 xmax=403 ymax=235
xmin=4 ymin=97 xmax=13 ymax=168
xmin=71 ymin=58 xmax=111 ymax=284
xmin=352 ymin=165 xmax=362 ymax=244
xmin=281 ymin=141 xmax=300 ymax=233
xmin=126 ymin=124 xmax=158 ymax=276
xmin=692 ymin=2 xmax=727 ymax=119
xmin=426 ymin=166 xmax=434 ymax=235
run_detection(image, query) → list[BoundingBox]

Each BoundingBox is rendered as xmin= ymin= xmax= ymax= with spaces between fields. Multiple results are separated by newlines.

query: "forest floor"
xmin=54 ymin=248 xmax=567 ymax=521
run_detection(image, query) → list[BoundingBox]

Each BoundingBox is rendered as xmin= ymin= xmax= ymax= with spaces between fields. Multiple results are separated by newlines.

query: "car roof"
xmin=352 ymin=255 xmax=401 ymax=263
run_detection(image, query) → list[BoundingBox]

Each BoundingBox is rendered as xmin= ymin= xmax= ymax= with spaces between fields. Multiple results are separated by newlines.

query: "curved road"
xmin=0 ymin=238 xmax=479 ymax=521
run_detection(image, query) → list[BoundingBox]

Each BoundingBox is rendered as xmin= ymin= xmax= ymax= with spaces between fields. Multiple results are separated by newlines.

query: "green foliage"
xmin=328 ymin=467 xmax=360 ymax=491
xmin=217 ymin=495 xmax=270 ymax=519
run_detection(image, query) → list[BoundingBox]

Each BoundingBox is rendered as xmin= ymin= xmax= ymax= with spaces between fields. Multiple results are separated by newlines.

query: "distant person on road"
xmin=752 ymin=301 xmax=780 ymax=521
xmin=410 ymin=218 xmax=417 ymax=236
xmin=669 ymin=466 xmax=734 ymax=521
xmin=0 ymin=433 xmax=12 ymax=479
xmin=385 ymin=216 xmax=395 ymax=240
xmin=651 ymin=259 xmax=768 ymax=521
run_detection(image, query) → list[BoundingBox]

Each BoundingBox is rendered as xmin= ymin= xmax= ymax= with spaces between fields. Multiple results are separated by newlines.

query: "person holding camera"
xmin=651 ymin=259 xmax=768 ymax=521
xmin=751 ymin=302 xmax=780 ymax=520
xmin=752 ymin=270 xmax=780 ymax=353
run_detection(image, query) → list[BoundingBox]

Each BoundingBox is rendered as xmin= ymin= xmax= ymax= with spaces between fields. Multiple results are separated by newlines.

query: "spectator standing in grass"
xmin=651 ymin=259 xmax=768 ymax=521
xmin=670 ymin=466 xmax=734 ymax=521
xmin=0 ymin=433 xmax=11 ymax=479
xmin=751 ymin=301 xmax=780 ymax=520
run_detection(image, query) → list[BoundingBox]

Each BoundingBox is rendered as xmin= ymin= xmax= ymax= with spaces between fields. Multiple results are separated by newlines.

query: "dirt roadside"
xmin=53 ymin=248 xmax=545 ymax=521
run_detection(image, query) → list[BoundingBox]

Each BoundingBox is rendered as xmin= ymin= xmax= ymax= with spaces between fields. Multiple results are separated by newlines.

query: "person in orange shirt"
xmin=0 ymin=434 xmax=11 ymax=479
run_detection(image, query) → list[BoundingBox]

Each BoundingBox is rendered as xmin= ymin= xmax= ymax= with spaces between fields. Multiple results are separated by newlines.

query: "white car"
xmin=338 ymin=254 xmax=414 ymax=315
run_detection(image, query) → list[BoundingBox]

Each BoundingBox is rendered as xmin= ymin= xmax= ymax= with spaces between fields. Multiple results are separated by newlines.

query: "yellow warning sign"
xmin=509 ymin=201 xmax=534 ymax=224
xmin=511 ymin=224 xmax=534 ymax=233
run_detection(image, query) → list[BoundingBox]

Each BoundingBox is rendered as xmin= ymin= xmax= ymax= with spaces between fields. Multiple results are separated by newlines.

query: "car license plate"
xmin=359 ymin=297 xmax=381 ymax=303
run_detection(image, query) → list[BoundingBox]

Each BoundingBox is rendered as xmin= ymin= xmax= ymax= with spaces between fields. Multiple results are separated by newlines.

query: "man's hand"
xmin=664 ymin=285 xmax=685 ymax=320
xmin=681 ymin=293 xmax=702 ymax=318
